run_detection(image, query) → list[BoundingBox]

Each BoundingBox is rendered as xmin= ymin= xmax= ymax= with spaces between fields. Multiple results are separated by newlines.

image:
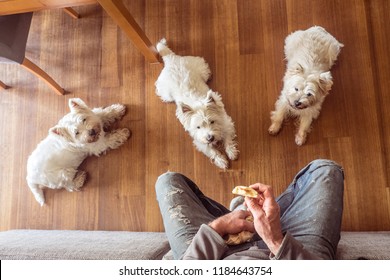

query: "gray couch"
xmin=0 ymin=229 xmax=389 ymax=260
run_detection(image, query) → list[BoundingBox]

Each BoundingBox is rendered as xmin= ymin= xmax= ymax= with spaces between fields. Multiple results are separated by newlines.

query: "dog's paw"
xmin=73 ymin=170 xmax=87 ymax=190
xmin=108 ymin=128 xmax=131 ymax=149
xmin=118 ymin=128 xmax=131 ymax=141
xmin=66 ymin=171 xmax=87 ymax=192
xmin=226 ymin=145 xmax=239 ymax=161
xmin=213 ymin=155 xmax=229 ymax=170
xmin=268 ymin=123 xmax=281 ymax=135
xmin=96 ymin=104 xmax=127 ymax=128
xmin=109 ymin=104 xmax=127 ymax=119
xmin=295 ymin=132 xmax=307 ymax=146
xmin=114 ymin=128 xmax=131 ymax=144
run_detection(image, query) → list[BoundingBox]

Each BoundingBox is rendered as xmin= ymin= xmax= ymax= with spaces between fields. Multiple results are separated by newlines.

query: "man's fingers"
xmin=235 ymin=211 xmax=255 ymax=232
xmin=243 ymin=220 xmax=255 ymax=232
xmin=245 ymin=197 xmax=264 ymax=216
xmin=234 ymin=210 xmax=252 ymax=219
xmin=248 ymin=183 xmax=275 ymax=199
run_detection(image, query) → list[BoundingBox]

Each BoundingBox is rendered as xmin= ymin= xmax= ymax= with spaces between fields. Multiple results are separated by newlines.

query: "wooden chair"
xmin=0 ymin=12 xmax=65 ymax=95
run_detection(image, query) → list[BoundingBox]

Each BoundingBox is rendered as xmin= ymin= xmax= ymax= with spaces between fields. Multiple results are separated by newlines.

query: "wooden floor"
xmin=0 ymin=0 xmax=389 ymax=232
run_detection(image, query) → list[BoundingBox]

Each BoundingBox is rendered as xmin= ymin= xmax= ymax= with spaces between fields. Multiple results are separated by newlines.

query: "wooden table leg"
xmin=97 ymin=0 xmax=161 ymax=64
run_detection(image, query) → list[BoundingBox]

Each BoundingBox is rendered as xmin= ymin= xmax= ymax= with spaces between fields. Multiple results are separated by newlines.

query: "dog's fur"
xmin=269 ymin=26 xmax=343 ymax=145
xmin=26 ymin=98 xmax=131 ymax=206
xmin=155 ymin=39 xmax=239 ymax=169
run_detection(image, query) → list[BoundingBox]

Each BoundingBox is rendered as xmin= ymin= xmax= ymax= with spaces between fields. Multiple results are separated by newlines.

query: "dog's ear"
xmin=179 ymin=103 xmax=193 ymax=114
xmin=205 ymin=90 xmax=223 ymax=108
xmin=49 ymin=126 xmax=73 ymax=141
xmin=206 ymin=90 xmax=216 ymax=104
xmin=69 ymin=98 xmax=88 ymax=113
xmin=319 ymin=71 xmax=333 ymax=93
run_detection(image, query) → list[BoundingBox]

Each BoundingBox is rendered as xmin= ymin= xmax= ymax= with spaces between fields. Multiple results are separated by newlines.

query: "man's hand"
xmin=209 ymin=210 xmax=255 ymax=237
xmin=245 ymin=183 xmax=284 ymax=255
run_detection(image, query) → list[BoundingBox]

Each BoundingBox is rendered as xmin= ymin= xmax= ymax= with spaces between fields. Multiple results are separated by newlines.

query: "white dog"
xmin=155 ymin=39 xmax=239 ymax=169
xmin=26 ymin=98 xmax=131 ymax=206
xmin=269 ymin=26 xmax=343 ymax=145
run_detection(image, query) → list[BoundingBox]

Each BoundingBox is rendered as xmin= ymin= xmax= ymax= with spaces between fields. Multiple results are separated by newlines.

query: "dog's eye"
xmin=210 ymin=120 xmax=214 ymax=124
xmin=307 ymin=92 xmax=313 ymax=97
xmin=75 ymin=131 xmax=79 ymax=136
xmin=294 ymin=87 xmax=299 ymax=92
xmin=82 ymin=118 xmax=86 ymax=123
xmin=197 ymin=126 xmax=200 ymax=129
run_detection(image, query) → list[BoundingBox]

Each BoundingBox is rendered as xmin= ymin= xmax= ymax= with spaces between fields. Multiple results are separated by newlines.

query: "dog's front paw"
xmin=226 ymin=144 xmax=239 ymax=161
xmin=295 ymin=132 xmax=307 ymax=146
xmin=107 ymin=128 xmax=131 ymax=149
xmin=212 ymin=154 xmax=229 ymax=170
xmin=268 ymin=123 xmax=282 ymax=135
xmin=115 ymin=128 xmax=131 ymax=144
xmin=118 ymin=128 xmax=131 ymax=142
xmin=109 ymin=104 xmax=126 ymax=119
xmin=95 ymin=104 xmax=127 ymax=128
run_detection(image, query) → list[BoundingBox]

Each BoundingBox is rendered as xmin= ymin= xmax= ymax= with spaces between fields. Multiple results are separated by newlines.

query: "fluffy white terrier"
xmin=269 ymin=26 xmax=343 ymax=145
xmin=155 ymin=39 xmax=239 ymax=169
xmin=26 ymin=98 xmax=131 ymax=206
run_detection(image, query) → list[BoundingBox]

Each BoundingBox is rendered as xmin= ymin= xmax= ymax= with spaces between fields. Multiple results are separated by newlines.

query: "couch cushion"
xmin=1 ymin=230 xmax=389 ymax=260
xmin=337 ymin=231 xmax=390 ymax=260
xmin=0 ymin=230 xmax=170 ymax=260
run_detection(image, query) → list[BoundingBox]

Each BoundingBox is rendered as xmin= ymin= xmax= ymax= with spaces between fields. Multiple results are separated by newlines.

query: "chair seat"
xmin=0 ymin=12 xmax=33 ymax=64
xmin=0 ymin=12 xmax=65 ymax=95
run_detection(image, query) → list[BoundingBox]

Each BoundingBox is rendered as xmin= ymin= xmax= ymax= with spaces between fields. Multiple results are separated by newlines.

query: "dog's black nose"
xmin=294 ymin=100 xmax=302 ymax=107
xmin=89 ymin=129 xmax=96 ymax=136
xmin=207 ymin=135 xmax=215 ymax=142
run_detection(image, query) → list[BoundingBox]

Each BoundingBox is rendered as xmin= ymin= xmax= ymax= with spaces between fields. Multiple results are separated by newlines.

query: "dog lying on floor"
xmin=26 ymin=98 xmax=130 ymax=206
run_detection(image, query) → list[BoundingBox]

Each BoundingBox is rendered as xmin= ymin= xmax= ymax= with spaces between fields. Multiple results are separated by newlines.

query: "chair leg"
xmin=21 ymin=58 xmax=65 ymax=95
xmin=63 ymin=7 xmax=80 ymax=19
xmin=0 ymin=80 xmax=10 ymax=90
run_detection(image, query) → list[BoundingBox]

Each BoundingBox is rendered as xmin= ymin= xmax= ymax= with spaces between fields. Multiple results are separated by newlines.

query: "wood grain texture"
xmin=0 ymin=0 xmax=389 ymax=232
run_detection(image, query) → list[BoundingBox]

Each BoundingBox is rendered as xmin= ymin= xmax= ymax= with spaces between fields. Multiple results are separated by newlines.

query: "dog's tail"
xmin=156 ymin=38 xmax=174 ymax=57
xmin=27 ymin=182 xmax=45 ymax=206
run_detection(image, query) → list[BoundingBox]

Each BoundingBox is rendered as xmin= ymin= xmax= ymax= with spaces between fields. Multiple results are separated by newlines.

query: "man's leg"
xmin=156 ymin=172 xmax=230 ymax=259
xmin=275 ymin=159 xmax=344 ymax=259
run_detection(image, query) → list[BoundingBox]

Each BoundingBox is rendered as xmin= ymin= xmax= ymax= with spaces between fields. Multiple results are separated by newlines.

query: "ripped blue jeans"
xmin=155 ymin=159 xmax=344 ymax=259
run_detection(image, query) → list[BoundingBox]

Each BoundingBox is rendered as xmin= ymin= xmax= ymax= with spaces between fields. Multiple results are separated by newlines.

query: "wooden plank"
xmin=365 ymin=0 xmax=390 ymax=188
xmin=100 ymin=12 xmax=120 ymax=88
